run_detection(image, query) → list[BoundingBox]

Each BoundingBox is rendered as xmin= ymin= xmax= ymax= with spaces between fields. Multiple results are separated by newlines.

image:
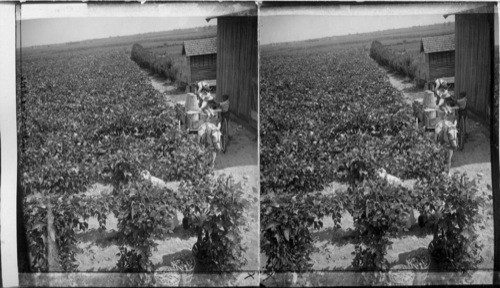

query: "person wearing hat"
xmin=196 ymin=81 xmax=216 ymax=118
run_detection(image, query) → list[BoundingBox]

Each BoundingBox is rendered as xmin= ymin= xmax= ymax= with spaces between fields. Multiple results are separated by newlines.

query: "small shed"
xmin=182 ymin=37 xmax=217 ymax=84
xmin=420 ymin=34 xmax=455 ymax=82
xmin=445 ymin=4 xmax=494 ymax=125
xmin=207 ymin=8 xmax=258 ymax=130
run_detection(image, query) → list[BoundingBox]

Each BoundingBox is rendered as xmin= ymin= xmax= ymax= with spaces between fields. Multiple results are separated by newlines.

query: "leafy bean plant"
xmin=115 ymin=179 xmax=180 ymax=273
xmin=23 ymin=197 xmax=49 ymax=272
xmin=261 ymin=192 xmax=345 ymax=274
xmin=180 ymin=175 xmax=249 ymax=276
xmin=345 ymin=178 xmax=416 ymax=271
xmin=414 ymin=172 xmax=488 ymax=281
xmin=23 ymin=193 xmax=111 ymax=272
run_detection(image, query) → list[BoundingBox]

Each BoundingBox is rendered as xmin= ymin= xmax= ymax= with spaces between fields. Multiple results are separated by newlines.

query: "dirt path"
xmin=148 ymin=72 xmax=187 ymax=106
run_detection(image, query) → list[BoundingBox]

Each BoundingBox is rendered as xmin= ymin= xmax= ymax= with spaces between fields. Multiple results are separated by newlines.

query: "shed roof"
xmin=182 ymin=37 xmax=217 ymax=57
xmin=421 ymin=34 xmax=455 ymax=54
xmin=206 ymin=7 xmax=257 ymax=22
xmin=444 ymin=4 xmax=495 ymax=18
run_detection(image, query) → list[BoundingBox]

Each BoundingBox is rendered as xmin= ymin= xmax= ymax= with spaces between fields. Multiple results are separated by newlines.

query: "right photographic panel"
xmin=259 ymin=2 xmax=498 ymax=286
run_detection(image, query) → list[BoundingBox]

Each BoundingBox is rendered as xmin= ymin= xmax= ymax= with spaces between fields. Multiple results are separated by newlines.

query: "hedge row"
xmin=369 ymin=40 xmax=420 ymax=81
xmin=131 ymin=43 xmax=178 ymax=82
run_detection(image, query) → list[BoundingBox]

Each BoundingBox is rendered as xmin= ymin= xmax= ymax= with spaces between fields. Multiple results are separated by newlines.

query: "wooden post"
xmin=47 ymin=201 xmax=62 ymax=271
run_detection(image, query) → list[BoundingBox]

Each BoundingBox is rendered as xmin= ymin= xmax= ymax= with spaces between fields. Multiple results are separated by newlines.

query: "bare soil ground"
xmin=67 ymin=74 xmax=259 ymax=286
xmin=262 ymin=70 xmax=494 ymax=287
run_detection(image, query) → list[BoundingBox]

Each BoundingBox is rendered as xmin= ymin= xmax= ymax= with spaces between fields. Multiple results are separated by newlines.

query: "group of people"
xmin=196 ymin=81 xmax=230 ymax=119
xmin=433 ymin=78 xmax=467 ymax=119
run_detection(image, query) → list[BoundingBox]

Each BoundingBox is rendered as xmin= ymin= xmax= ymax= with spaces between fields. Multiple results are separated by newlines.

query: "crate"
xmin=423 ymin=90 xmax=437 ymax=109
xmin=185 ymin=93 xmax=200 ymax=111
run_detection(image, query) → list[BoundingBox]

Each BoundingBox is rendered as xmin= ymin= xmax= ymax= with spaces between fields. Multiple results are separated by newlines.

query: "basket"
xmin=154 ymin=265 xmax=181 ymax=287
xmin=423 ymin=90 xmax=437 ymax=109
xmin=388 ymin=264 xmax=414 ymax=286
xmin=406 ymin=249 xmax=431 ymax=270
xmin=171 ymin=252 xmax=195 ymax=287
xmin=185 ymin=93 xmax=200 ymax=112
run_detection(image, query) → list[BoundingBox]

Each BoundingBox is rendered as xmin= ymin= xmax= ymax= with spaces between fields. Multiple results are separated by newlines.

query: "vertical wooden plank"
xmin=187 ymin=57 xmax=191 ymax=84
xmin=484 ymin=13 xmax=493 ymax=121
xmin=215 ymin=15 xmax=257 ymax=127
xmin=478 ymin=14 xmax=484 ymax=117
xmin=455 ymin=15 xmax=460 ymax=98
xmin=456 ymin=12 xmax=494 ymax=125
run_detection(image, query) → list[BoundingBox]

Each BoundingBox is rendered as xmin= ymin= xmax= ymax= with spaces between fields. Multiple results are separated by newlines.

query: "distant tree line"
xmin=131 ymin=43 xmax=177 ymax=82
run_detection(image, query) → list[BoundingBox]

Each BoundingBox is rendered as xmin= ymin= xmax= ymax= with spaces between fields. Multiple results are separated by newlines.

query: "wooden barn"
xmin=445 ymin=5 xmax=495 ymax=125
xmin=182 ymin=37 xmax=217 ymax=84
xmin=207 ymin=9 xmax=258 ymax=130
xmin=420 ymin=34 xmax=455 ymax=82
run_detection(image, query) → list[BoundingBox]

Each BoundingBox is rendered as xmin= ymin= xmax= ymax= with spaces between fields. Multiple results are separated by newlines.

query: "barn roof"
xmin=444 ymin=4 xmax=495 ymax=18
xmin=206 ymin=7 xmax=257 ymax=21
xmin=182 ymin=37 xmax=217 ymax=57
xmin=420 ymin=34 xmax=455 ymax=54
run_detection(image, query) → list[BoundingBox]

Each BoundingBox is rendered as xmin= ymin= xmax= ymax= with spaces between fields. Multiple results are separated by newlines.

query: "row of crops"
xmin=17 ymin=48 xmax=248 ymax=284
xmin=131 ymin=43 xmax=179 ymax=82
xmin=260 ymin=48 xmax=488 ymax=283
xmin=369 ymin=40 xmax=424 ymax=83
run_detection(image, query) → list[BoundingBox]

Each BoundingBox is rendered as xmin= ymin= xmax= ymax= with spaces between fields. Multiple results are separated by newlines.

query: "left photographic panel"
xmin=16 ymin=2 xmax=259 ymax=287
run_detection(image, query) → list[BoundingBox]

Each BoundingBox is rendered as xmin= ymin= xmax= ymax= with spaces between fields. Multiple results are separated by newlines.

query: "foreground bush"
xmin=346 ymin=178 xmax=416 ymax=271
xmin=261 ymin=192 xmax=344 ymax=273
xmin=415 ymin=173 xmax=488 ymax=281
xmin=181 ymin=175 xmax=249 ymax=275
xmin=115 ymin=180 xmax=180 ymax=273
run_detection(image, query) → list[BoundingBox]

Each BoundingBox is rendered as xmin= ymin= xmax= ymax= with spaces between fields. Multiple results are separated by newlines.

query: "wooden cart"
xmin=175 ymin=93 xmax=222 ymax=133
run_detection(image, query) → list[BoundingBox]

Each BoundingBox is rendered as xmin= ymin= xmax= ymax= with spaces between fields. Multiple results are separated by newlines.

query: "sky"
xmin=16 ymin=3 xmax=498 ymax=47
xmin=15 ymin=1 xmax=253 ymax=48
xmin=259 ymin=14 xmax=456 ymax=45
xmin=18 ymin=17 xmax=214 ymax=47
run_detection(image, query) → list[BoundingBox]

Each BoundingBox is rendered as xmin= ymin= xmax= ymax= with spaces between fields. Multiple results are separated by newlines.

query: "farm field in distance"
xmin=261 ymin=23 xmax=455 ymax=56
xmin=19 ymin=25 xmax=216 ymax=59
xmin=260 ymin=22 xmax=493 ymax=287
xmin=17 ymin=24 xmax=258 ymax=287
